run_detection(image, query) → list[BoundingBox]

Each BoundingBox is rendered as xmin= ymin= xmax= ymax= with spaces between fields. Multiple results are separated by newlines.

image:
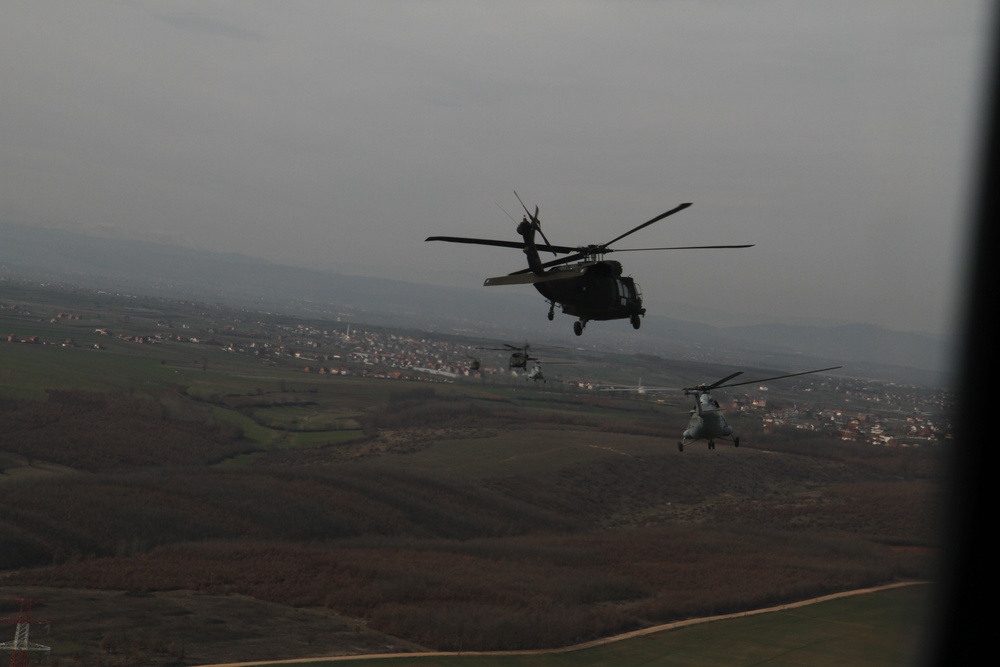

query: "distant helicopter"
xmin=676 ymin=366 xmax=841 ymax=451
xmin=523 ymin=358 xmax=576 ymax=383
xmin=426 ymin=194 xmax=753 ymax=336
xmin=598 ymin=378 xmax=652 ymax=394
xmin=479 ymin=342 xmax=536 ymax=369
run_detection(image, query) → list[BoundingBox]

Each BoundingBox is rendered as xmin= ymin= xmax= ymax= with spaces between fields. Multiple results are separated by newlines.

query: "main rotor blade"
xmin=495 ymin=202 xmax=518 ymax=223
xmin=705 ymin=371 xmax=744 ymax=390
xmin=602 ymin=202 xmax=692 ymax=248
xmin=714 ymin=366 xmax=842 ymax=390
xmin=536 ymin=242 xmax=579 ymax=254
xmin=529 ymin=243 xmax=753 ymax=268
xmin=425 ymin=234 xmax=577 ymax=255
xmin=425 ymin=235 xmax=526 ymax=250
xmin=610 ymin=244 xmax=755 ymax=252
xmin=536 ymin=252 xmax=588 ymax=269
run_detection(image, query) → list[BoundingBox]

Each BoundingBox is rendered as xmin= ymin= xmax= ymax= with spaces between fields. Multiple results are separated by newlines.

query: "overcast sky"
xmin=1 ymin=1 xmax=991 ymax=340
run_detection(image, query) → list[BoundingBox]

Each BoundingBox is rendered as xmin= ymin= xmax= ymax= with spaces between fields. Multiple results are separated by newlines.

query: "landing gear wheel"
xmin=631 ymin=313 xmax=641 ymax=330
xmin=573 ymin=321 xmax=583 ymax=336
xmin=678 ymin=442 xmax=684 ymax=452
xmin=708 ymin=440 xmax=715 ymax=450
xmin=547 ymin=304 xmax=554 ymax=321
xmin=734 ymin=437 xmax=740 ymax=448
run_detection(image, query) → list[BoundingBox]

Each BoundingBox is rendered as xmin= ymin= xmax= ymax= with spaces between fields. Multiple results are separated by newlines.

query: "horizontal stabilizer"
xmin=485 ymin=265 xmax=587 ymax=286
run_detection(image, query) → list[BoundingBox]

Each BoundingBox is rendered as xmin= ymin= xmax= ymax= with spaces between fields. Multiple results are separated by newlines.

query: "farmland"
xmin=1 ymin=281 xmax=942 ymax=666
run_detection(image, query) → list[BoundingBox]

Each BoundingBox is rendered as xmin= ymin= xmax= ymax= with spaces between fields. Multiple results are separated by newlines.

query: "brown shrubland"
xmin=1 ymin=388 xmax=939 ymax=653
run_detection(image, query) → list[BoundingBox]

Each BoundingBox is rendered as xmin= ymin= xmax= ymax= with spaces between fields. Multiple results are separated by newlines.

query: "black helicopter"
xmin=426 ymin=194 xmax=753 ymax=335
xmin=478 ymin=342 xmax=537 ymax=369
xmin=477 ymin=342 xmax=573 ymax=381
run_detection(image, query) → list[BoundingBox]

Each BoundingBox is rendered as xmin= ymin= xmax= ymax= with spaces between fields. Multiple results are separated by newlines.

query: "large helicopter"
xmin=676 ymin=366 xmax=841 ymax=451
xmin=426 ymin=194 xmax=753 ymax=336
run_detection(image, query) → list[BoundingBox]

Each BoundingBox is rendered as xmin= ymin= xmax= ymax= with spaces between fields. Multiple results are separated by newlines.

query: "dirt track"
xmin=193 ymin=581 xmax=926 ymax=666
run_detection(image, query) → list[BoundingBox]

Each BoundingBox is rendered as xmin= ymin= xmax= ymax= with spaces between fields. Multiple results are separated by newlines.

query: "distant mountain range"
xmin=1 ymin=221 xmax=954 ymax=387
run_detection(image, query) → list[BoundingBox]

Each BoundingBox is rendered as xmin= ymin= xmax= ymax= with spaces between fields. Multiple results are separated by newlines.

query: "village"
xmin=3 ymin=295 xmax=953 ymax=450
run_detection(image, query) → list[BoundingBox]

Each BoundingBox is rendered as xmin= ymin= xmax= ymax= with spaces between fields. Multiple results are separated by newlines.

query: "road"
xmin=193 ymin=581 xmax=926 ymax=666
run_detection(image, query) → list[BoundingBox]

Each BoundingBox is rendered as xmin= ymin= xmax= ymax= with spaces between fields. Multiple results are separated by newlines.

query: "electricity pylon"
xmin=0 ymin=599 xmax=50 ymax=667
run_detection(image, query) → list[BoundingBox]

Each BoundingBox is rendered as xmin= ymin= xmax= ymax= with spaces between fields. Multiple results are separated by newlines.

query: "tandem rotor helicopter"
xmin=676 ymin=366 xmax=841 ymax=452
xmin=426 ymin=194 xmax=754 ymax=336
xmin=477 ymin=342 xmax=573 ymax=382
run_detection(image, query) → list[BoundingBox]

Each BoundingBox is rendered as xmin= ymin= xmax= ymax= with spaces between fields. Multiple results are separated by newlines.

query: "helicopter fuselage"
xmin=533 ymin=261 xmax=643 ymax=321
xmin=509 ymin=351 xmax=530 ymax=368
xmin=678 ymin=390 xmax=737 ymax=451
xmin=526 ymin=363 xmax=546 ymax=382
xmin=684 ymin=392 xmax=734 ymax=442
xmin=517 ymin=218 xmax=645 ymax=333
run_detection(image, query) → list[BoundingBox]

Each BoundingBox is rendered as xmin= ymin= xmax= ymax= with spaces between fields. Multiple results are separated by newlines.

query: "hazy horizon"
xmin=1 ymin=217 xmax=953 ymax=354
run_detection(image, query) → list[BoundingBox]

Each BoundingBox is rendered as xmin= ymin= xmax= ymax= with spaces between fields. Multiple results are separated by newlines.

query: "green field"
xmin=207 ymin=584 xmax=930 ymax=667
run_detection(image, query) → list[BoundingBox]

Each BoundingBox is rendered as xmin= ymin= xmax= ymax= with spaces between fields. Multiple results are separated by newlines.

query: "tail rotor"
xmin=514 ymin=191 xmax=556 ymax=255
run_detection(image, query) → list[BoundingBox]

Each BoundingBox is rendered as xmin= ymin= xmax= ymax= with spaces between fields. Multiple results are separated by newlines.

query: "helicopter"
xmin=676 ymin=366 xmax=841 ymax=451
xmin=598 ymin=378 xmax=653 ymax=394
xmin=426 ymin=194 xmax=753 ymax=335
xmin=524 ymin=358 xmax=577 ymax=383
xmin=478 ymin=342 xmax=536 ymax=369
xmin=478 ymin=342 xmax=574 ymax=381
xmin=526 ymin=361 xmax=546 ymax=383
